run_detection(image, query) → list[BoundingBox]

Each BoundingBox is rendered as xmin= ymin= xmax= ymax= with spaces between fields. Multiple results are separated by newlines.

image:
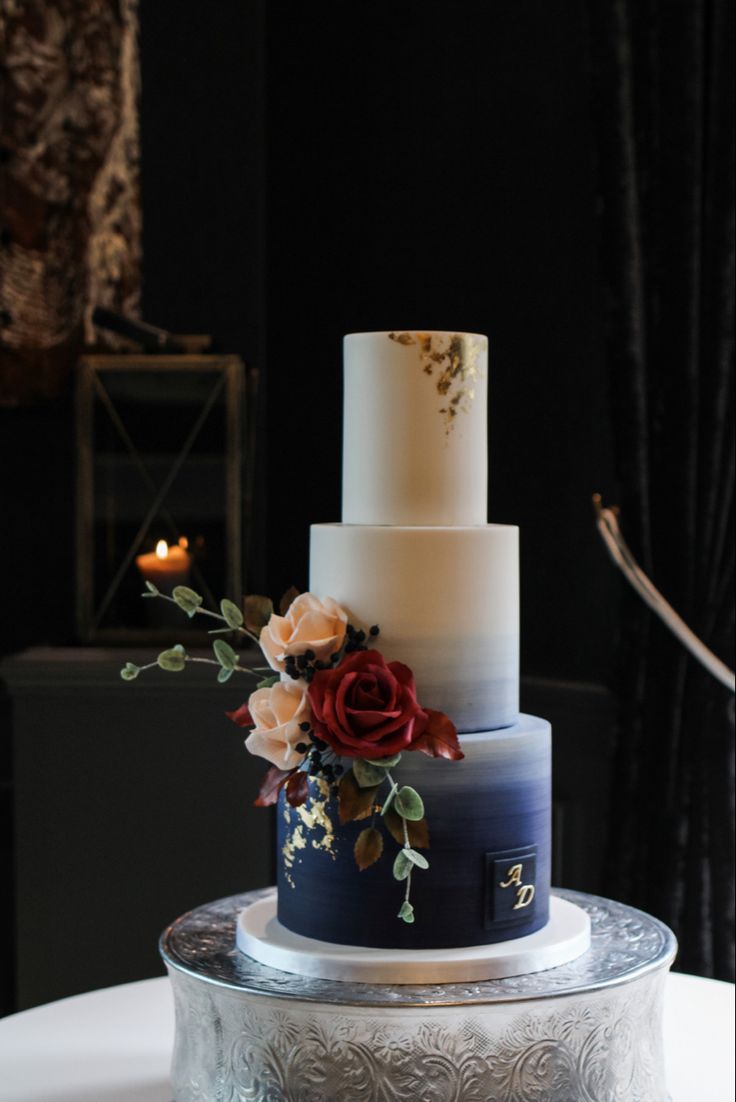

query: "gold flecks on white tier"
xmin=388 ymin=331 xmax=487 ymax=433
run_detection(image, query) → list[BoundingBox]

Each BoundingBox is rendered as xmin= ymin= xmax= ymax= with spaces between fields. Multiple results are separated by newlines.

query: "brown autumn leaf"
xmin=383 ymin=806 xmax=430 ymax=849
xmin=412 ymin=709 xmax=464 ymax=760
xmin=254 ymin=765 xmax=294 ymax=807
xmin=279 ymin=585 xmax=300 ymax=615
xmin=354 ymin=826 xmax=384 ymax=870
xmin=243 ymin=594 xmax=274 ymax=634
xmin=224 ymin=702 xmax=253 ymax=728
xmin=338 ymin=769 xmax=379 ymax=824
xmin=285 ymin=771 xmax=310 ymax=808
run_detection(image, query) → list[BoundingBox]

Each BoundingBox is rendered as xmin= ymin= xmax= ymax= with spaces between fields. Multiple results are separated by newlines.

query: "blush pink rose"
xmin=259 ymin=592 xmax=348 ymax=673
xmin=244 ymin=680 xmax=312 ymax=769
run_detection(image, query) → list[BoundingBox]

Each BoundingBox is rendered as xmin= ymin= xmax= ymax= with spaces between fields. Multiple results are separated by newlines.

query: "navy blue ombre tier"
xmin=277 ymin=714 xmax=551 ymax=950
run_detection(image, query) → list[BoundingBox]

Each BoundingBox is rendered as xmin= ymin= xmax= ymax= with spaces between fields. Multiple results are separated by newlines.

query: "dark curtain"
xmin=585 ymin=0 xmax=734 ymax=979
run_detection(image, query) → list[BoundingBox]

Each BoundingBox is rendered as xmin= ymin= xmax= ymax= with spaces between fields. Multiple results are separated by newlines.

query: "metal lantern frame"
xmin=75 ymin=353 xmax=247 ymax=643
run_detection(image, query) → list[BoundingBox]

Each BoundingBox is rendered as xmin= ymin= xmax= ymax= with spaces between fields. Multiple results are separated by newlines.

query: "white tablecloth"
xmin=0 ymin=972 xmax=733 ymax=1101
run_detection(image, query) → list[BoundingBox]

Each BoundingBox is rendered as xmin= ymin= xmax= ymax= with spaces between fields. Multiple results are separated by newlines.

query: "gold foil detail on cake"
xmin=281 ymin=824 xmax=307 ymax=888
xmin=296 ymin=778 xmax=336 ymax=856
xmin=281 ymin=778 xmax=336 ymax=887
xmin=388 ymin=331 xmax=486 ymax=433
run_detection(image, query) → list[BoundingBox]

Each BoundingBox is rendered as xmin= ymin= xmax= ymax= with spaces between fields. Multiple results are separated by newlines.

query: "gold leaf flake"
xmin=388 ymin=331 xmax=487 ymax=432
xmin=281 ymin=777 xmax=336 ymax=886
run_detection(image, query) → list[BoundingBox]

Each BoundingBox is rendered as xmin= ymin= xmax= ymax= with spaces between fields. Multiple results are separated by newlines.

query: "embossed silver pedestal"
xmin=160 ymin=888 xmax=676 ymax=1102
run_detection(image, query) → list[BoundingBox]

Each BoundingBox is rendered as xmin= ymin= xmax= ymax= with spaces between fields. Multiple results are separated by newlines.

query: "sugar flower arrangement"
xmin=122 ymin=583 xmax=464 ymax=924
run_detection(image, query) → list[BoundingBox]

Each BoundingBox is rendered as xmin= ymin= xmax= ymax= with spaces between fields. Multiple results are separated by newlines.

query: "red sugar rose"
xmin=308 ymin=649 xmax=426 ymax=759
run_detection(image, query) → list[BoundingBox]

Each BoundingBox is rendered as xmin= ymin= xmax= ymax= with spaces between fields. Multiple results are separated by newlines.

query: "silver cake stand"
xmin=160 ymin=887 xmax=676 ymax=1102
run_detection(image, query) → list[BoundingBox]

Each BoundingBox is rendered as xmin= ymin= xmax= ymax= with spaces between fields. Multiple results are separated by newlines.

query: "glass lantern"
xmin=75 ymin=352 xmax=250 ymax=643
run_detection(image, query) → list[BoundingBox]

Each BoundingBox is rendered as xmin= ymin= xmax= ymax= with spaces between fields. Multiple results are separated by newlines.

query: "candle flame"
xmin=155 ymin=540 xmax=169 ymax=560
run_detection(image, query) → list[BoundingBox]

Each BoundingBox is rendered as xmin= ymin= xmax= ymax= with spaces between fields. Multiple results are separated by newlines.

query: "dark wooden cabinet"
xmin=522 ymin=677 xmax=616 ymax=892
xmin=2 ymin=647 xmax=273 ymax=1011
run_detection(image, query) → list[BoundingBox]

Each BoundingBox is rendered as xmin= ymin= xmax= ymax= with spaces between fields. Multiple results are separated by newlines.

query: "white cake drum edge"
xmin=236 ymin=889 xmax=591 ymax=984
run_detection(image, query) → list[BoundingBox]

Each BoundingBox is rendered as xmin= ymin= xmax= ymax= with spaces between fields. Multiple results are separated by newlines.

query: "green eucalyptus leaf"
xmin=394 ymin=786 xmax=425 ymax=821
xmin=392 ymin=850 xmax=412 ymax=881
xmin=213 ymin=638 xmax=238 ymax=670
xmin=220 ymin=598 xmax=244 ymax=629
xmin=144 ymin=580 xmax=159 ymax=594
xmin=353 ymin=758 xmax=389 ymax=788
xmin=404 ymin=848 xmax=429 ymax=870
xmin=257 ymin=675 xmax=279 ymax=689
xmin=157 ymin=648 xmax=186 ymax=672
xmin=120 ymin=662 xmax=140 ymax=681
xmin=366 ymin=752 xmax=402 ymax=768
xmin=172 ymin=585 xmax=204 ymax=618
xmin=380 ymin=782 xmax=399 ymax=816
xmin=217 ymin=667 xmax=234 ymax=683
xmin=397 ymin=900 xmax=415 ymax=923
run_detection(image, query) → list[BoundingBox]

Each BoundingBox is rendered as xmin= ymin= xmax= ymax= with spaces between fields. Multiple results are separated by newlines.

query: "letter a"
xmin=500 ymin=863 xmax=523 ymax=888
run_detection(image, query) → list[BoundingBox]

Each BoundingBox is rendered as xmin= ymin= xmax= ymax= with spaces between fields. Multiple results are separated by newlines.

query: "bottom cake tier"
xmin=277 ymin=714 xmax=551 ymax=949
xmin=161 ymin=888 xmax=676 ymax=1102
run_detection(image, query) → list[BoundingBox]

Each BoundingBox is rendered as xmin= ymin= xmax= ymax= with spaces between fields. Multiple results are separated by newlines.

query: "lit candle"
xmin=135 ymin=539 xmax=191 ymax=591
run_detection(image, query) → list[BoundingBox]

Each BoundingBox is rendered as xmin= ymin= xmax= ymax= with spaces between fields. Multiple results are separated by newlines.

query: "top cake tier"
xmin=343 ymin=331 xmax=489 ymax=526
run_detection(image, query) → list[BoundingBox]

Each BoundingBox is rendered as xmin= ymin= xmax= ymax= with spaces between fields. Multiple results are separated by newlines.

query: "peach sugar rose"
xmin=244 ymin=680 xmax=312 ymax=770
xmin=259 ymin=592 xmax=348 ymax=672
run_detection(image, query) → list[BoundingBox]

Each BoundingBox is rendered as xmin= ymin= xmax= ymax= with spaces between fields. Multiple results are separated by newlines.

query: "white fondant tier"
xmin=342 ymin=331 xmax=489 ymax=526
xmin=237 ymin=891 xmax=590 ymax=984
xmin=310 ymin=522 xmax=519 ymax=732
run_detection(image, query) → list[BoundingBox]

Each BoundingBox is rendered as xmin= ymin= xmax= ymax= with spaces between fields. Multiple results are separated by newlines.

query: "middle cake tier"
xmin=310 ymin=523 xmax=519 ymax=733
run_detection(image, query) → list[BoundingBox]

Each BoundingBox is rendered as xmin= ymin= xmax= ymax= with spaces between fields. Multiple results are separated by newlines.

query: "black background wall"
xmin=138 ymin=0 xmax=618 ymax=685
xmin=0 ymin=1 xmax=617 ymax=677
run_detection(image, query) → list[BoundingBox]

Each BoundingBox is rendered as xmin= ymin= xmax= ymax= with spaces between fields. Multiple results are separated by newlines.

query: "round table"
xmin=0 ymin=972 xmax=732 ymax=1101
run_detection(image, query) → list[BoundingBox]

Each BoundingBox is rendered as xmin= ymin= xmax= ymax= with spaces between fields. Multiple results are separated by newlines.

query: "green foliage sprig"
xmin=347 ymin=755 xmax=430 ymax=924
xmin=120 ymin=583 xmax=272 ymax=683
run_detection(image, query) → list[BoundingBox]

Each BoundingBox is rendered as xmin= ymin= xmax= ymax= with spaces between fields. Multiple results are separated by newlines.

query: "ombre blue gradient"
xmin=277 ymin=714 xmax=551 ymax=950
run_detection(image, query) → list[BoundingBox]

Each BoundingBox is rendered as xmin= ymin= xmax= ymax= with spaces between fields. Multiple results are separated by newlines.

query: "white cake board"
xmin=236 ymin=889 xmax=591 ymax=984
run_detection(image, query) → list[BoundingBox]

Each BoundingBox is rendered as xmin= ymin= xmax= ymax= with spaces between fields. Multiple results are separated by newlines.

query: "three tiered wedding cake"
xmin=224 ymin=331 xmax=598 ymax=993
xmin=274 ymin=331 xmax=553 ymax=955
